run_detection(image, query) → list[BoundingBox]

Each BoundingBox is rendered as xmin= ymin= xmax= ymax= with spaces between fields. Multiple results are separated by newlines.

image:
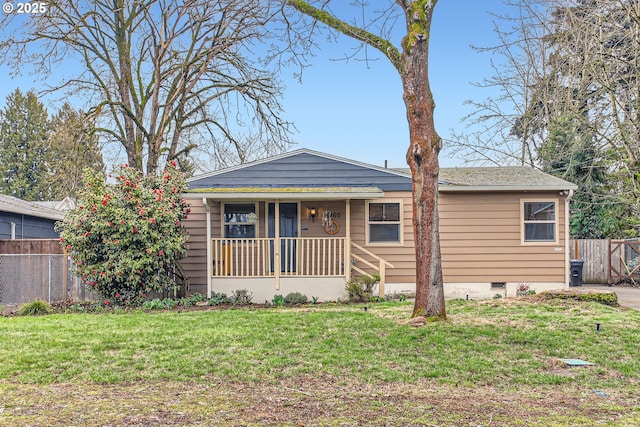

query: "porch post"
xmin=204 ymin=198 xmax=212 ymax=298
xmin=378 ymin=259 xmax=386 ymax=297
xmin=274 ymin=201 xmax=281 ymax=290
xmin=345 ymin=199 xmax=351 ymax=282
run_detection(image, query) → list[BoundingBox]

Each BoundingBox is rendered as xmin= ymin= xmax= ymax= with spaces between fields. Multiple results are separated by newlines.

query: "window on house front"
xmin=522 ymin=200 xmax=556 ymax=242
xmin=223 ymin=203 xmax=256 ymax=238
xmin=367 ymin=201 xmax=401 ymax=244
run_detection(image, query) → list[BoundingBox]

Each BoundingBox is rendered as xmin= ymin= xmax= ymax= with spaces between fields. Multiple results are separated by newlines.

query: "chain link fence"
xmin=0 ymin=254 xmax=94 ymax=304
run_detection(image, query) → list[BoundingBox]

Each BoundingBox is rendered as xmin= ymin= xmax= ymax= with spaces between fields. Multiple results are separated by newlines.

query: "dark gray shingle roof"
xmin=438 ymin=166 xmax=578 ymax=191
xmin=188 ymin=149 xmax=412 ymax=192
xmin=188 ymin=149 xmax=577 ymax=195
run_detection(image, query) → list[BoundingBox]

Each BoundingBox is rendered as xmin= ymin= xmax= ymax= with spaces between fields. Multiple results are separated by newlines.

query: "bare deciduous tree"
xmin=0 ymin=0 xmax=293 ymax=174
xmin=283 ymin=0 xmax=445 ymax=319
xmin=446 ymin=0 xmax=556 ymax=167
xmin=448 ymin=0 xmax=640 ymax=236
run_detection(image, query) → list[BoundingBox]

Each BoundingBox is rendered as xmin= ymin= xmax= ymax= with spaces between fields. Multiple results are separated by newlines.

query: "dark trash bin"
xmin=570 ymin=259 xmax=584 ymax=287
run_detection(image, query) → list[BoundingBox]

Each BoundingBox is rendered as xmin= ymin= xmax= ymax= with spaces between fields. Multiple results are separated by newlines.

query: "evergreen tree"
xmin=47 ymin=103 xmax=105 ymax=199
xmin=539 ymin=117 xmax=614 ymax=238
xmin=0 ymin=89 xmax=51 ymax=200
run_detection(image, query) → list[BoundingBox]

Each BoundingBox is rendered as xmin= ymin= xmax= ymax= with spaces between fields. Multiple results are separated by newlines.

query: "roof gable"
xmin=188 ymin=149 xmax=412 ymax=192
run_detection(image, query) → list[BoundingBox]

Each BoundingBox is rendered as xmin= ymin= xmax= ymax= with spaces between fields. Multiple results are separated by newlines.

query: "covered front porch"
xmin=196 ymin=190 xmax=394 ymax=301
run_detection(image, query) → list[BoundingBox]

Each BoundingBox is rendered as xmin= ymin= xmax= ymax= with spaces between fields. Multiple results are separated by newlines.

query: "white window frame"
xmin=222 ymin=202 xmax=259 ymax=239
xmin=521 ymin=199 xmax=558 ymax=245
xmin=366 ymin=199 xmax=403 ymax=246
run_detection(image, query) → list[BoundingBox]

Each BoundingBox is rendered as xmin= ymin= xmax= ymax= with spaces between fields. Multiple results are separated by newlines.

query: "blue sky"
xmin=0 ymin=1 xmax=506 ymax=169
xmin=281 ymin=1 xmax=507 ymax=168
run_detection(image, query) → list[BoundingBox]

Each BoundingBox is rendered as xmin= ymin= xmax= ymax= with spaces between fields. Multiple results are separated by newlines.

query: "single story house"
xmin=0 ymin=194 xmax=68 ymax=239
xmin=181 ymin=149 xmax=578 ymax=301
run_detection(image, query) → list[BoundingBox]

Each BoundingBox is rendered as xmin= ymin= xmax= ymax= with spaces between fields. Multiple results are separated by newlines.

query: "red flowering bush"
xmin=57 ymin=164 xmax=190 ymax=306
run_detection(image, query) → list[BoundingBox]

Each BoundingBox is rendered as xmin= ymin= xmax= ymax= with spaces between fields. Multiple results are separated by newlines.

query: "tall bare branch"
xmin=0 ymin=0 xmax=293 ymax=174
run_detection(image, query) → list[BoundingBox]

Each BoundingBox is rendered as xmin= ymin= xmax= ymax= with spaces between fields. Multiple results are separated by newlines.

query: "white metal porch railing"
xmin=211 ymin=237 xmax=346 ymax=277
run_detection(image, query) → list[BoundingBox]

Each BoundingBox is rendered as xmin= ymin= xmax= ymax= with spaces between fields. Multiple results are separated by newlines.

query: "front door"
xmin=268 ymin=203 xmax=298 ymax=272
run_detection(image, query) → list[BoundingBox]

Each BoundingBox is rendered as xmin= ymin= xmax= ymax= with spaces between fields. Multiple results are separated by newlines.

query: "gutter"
xmin=438 ymin=185 xmax=579 ymax=193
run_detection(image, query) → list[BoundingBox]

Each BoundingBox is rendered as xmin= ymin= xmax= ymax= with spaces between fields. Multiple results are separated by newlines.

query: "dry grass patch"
xmin=1 ymin=376 xmax=638 ymax=427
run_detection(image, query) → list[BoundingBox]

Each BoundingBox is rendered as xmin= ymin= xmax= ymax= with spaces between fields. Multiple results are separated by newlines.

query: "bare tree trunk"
xmin=402 ymin=2 xmax=445 ymax=319
xmin=284 ymin=0 xmax=446 ymax=319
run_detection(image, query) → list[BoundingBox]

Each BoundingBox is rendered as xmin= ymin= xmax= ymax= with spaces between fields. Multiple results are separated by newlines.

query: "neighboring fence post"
xmin=608 ymin=238 xmax=613 ymax=285
xmin=49 ymin=255 xmax=53 ymax=303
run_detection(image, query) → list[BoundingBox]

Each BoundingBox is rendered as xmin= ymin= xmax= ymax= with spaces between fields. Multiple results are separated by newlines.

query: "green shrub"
xmin=188 ymin=293 xmax=206 ymax=303
xmin=283 ymin=292 xmax=308 ymax=305
xmin=17 ymin=300 xmax=53 ymax=316
xmin=271 ymin=294 xmax=284 ymax=307
xmin=230 ymin=289 xmax=253 ymax=306
xmin=142 ymin=299 xmax=165 ymax=311
xmin=346 ymin=273 xmax=380 ymax=302
xmin=57 ymin=163 xmax=190 ymax=306
xmin=208 ymin=292 xmax=230 ymax=306
xmin=163 ymin=298 xmax=177 ymax=309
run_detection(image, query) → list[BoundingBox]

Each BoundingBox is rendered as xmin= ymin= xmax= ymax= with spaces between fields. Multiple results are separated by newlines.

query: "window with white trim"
xmin=223 ymin=203 xmax=257 ymax=238
xmin=522 ymin=200 xmax=556 ymax=242
xmin=367 ymin=201 xmax=401 ymax=244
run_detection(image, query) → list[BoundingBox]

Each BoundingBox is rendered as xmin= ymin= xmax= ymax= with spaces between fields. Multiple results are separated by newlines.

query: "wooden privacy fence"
xmin=0 ymin=239 xmax=63 ymax=254
xmin=570 ymin=239 xmax=609 ymax=284
xmin=570 ymin=239 xmax=640 ymax=285
xmin=609 ymin=239 xmax=640 ymax=285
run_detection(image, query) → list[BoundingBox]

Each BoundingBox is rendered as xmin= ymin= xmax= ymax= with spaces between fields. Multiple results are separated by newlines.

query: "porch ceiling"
xmin=184 ymin=186 xmax=384 ymax=200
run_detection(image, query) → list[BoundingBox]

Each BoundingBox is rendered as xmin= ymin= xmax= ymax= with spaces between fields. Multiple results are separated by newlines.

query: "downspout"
xmin=564 ymin=189 xmax=574 ymax=290
xmin=204 ymin=198 xmax=212 ymax=298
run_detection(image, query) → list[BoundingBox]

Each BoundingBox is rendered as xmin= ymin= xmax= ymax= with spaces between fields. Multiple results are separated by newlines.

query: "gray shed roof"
xmin=0 ymin=194 xmax=66 ymax=220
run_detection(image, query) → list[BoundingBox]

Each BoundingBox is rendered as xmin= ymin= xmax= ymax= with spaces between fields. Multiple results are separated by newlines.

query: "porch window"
xmin=367 ymin=201 xmax=401 ymax=244
xmin=522 ymin=200 xmax=556 ymax=243
xmin=223 ymin=203 xmax=257 ymax=238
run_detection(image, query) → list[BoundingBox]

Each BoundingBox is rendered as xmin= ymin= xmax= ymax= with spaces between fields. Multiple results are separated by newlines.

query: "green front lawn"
xmin=1 ymin=297 xmax=639 ymax=426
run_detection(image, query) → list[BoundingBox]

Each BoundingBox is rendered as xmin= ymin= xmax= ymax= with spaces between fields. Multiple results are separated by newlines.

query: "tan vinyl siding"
xmin=181 ymin=200 xmax=221 ymax=295
xmin=351 ymin=192 xmax=416 ymax=284
xmin=299 ymin=201 xmax=347 ymax=238
xmin=181 ymin=200 xmax=206 ymax=294
xmin=181 ymin=189 xmax=569 ymax=292
xmin=439 ymin=191 xmax=567 ymax=283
